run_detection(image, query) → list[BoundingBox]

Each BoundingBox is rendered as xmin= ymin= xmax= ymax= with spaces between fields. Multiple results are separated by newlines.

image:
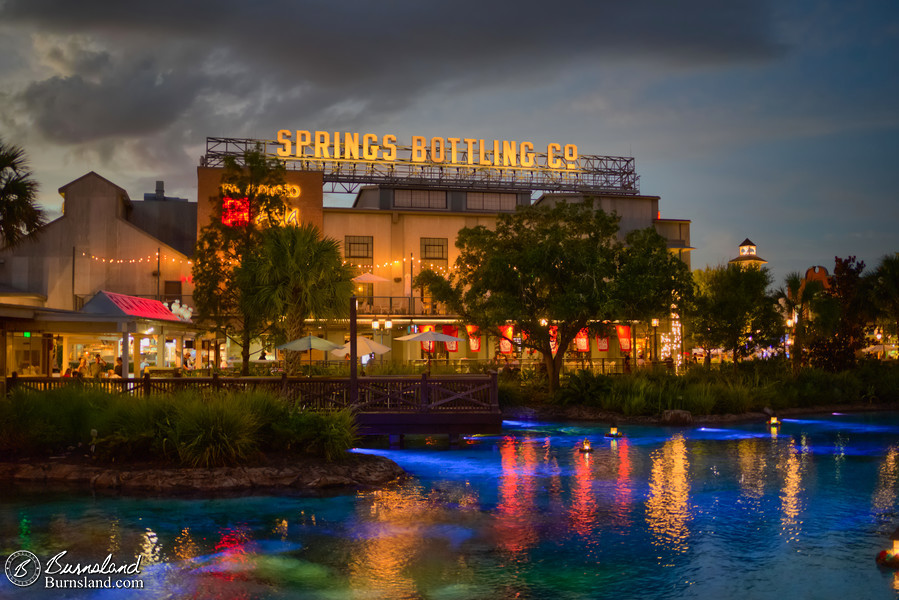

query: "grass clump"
xmin=0 ymin=388 xmax=358 ymax=466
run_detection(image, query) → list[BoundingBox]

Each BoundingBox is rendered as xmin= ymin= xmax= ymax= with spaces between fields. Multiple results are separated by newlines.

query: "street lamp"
xmin=651 ymin=318 xmax=659 ymax=363
xmin=383 ymin=318 xmax=392 ymax=367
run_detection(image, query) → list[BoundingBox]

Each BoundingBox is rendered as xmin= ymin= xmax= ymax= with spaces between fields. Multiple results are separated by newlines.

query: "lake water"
xmin=2 ymin=412 xmax=899 ymax=599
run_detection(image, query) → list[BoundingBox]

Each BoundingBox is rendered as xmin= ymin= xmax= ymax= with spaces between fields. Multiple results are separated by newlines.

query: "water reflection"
xmin=2 ymin=416 xmax=899 ymax=599
xmin=612 ymin=438 xmax=633 ymax=528
xmin=737 ymin=438 xmax=768 ymax=499
xmin=872 ymin=445 xmax=898 ymax=518
xmin=174 ymin=527 xmax=199 ymax=561
xmin=347 ymin=481 xmax=482 ymax=599
xmin=645 ymin=433 xmax=691 ymax=552
xmin=570 ymin=449 xmax=598 ymax=538
xmin=779 ymin=439 xmax=804 ymax=542
xmin=496 ymin=436 xmax=538 ymax=555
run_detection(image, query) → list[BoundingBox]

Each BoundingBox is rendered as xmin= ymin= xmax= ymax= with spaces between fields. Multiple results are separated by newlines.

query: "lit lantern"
xmin=768 ymin=416 xmax=780 ymax=427
xmin=579 ymin=439 xmax=593 ymax=453
xmin=605 ymin=425 xmax=623 ymax=438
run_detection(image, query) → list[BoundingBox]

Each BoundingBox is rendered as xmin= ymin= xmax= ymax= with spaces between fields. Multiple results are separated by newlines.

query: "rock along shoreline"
xmin=0 ymin=452 xmax=406 ymax=496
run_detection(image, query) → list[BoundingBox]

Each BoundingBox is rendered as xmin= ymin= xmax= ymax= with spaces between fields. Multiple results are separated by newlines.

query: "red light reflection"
xmin=495 ymin=436 xmax=538 ymax=554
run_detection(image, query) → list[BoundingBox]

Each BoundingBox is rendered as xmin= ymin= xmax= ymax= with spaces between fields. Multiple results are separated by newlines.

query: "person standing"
xmin=89 ymin=354 xmax=107 ymax=378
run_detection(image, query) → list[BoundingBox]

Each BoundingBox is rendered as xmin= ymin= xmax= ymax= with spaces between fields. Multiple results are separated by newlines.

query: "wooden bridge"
xmin=5 ymin=372 xmax=502 ymax=437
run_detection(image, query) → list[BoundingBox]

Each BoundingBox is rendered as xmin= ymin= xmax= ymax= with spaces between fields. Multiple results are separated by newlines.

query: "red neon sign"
xmin=222 ymin=197 xmax=250 ymax=227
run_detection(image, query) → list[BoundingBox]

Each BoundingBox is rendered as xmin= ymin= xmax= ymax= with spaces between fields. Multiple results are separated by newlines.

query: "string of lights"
xmin=81 ymin=251 xmax=193 ymax=266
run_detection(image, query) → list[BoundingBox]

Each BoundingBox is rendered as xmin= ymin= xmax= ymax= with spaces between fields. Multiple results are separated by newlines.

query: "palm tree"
xmin=0 ymin=140 xmax=45 ymax=248
xmin=871 ymin=253 xmax=899 ymax=347
xmin=241 ymin=223 xmax=354 ymax=374
xmin=776 ymin=272 xmax=824 ymax=376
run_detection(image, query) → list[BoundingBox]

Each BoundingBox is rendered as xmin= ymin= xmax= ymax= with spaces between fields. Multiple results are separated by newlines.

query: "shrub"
xmin=0 ymin=385 xmax=112 ymax=455
xmin=169 ymin=393 xmax=262 ymax=467
xmin=283 ymin=409 xmax=357 ymax=461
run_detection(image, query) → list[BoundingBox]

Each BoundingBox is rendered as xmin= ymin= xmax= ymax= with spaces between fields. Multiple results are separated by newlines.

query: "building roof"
xmin=58 ymin=171 xmax=131 ymax=206
xmin=739 ymin=238 xmax=756 ymax=247
xmin=81 ymin=291 xmax=185 ymax=322
xmin=729 ymin=254 xmax=768 ymax=265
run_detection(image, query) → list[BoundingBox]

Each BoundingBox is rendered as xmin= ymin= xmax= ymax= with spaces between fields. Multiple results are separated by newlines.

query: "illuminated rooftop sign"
xmin=275 ymin=130 xmax=581 ymax=170
xmin=204 ymin=133 xmax=640 ymax=195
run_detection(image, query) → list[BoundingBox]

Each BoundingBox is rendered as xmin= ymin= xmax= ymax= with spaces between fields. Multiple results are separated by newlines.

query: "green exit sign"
xmin=23 ymin=332 xmax=31 ymax=338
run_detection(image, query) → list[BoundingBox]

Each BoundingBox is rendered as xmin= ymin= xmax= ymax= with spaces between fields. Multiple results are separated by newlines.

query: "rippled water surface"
xmin=3 ymin=412 xmax=899 ymax=599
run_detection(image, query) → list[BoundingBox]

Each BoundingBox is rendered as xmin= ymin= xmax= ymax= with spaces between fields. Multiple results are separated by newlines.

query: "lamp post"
xmin=651 ymin=318 xmax=659 ymax=363
xmin=372 ymin=318 xmax=380 ymax=370
xmin=384 ymin=318 xmax=392 ymax=367
xmin=786 ymin=318 xmax=794 ymax=359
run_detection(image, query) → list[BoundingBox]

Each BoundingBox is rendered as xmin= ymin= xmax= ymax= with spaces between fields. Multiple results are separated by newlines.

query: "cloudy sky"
xmin=1 ymin=0 xmax=896 ymax=284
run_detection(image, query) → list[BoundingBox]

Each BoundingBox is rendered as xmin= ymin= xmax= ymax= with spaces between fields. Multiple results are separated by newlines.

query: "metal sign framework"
xmin=204 ymin=137 xmax=640 ymax=195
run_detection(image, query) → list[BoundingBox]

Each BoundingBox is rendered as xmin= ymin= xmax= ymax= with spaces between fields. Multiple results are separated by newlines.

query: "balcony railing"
xmin=355 ymin=296 xmax=452 ymax=317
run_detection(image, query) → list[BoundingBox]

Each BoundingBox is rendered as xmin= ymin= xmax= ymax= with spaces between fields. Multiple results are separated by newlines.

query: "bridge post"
xmin=490 ymin=370 xmax=499 ymax=409
xmin=420 ymin=372 xmax=429 ymax=412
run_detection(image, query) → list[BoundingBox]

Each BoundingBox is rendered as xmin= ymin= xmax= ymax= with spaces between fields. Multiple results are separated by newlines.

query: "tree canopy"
xmin=192 ymin=149 xmax=289 ymax=374
xmin=871 ymin=253 xmax=899 ymax=343
xmin=614 ymin=228 xmax=694 ymax=358
xmin=0 ymin=139 xmax=45 ymax=249
xmin=809 ymin=256 xmax=870 ymax=371
xmin=416 ymin=200 xmax=691 ymax=390
xmin=240 ymin=223 xmax=354 ymax=373
xmin=688 ymin=264 xmax=782 ymax=366
xmin=775 ymin=272 xmax=826 ymax=376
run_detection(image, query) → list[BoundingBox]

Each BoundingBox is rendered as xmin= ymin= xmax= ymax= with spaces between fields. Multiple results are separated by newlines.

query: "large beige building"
xmin=0 ymin=172 xmax=198 ymax=376
xmin=0 ymin=133 xmax=693 ymax=374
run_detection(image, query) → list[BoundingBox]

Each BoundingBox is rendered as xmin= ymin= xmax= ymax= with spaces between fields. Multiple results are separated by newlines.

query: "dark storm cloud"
xmin=18 ymin=60 xmax=207 ymax=143
xmin=2 ymin=0 xmax=785 ymax=143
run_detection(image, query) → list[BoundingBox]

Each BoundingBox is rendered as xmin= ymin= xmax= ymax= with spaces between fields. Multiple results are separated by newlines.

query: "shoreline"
xmin=4 ymin=405 xmax=896 ymax=496
xmin=501 ymin=402 xmax=899 ymax=425
xmin=0 ymin=452 xmax=406 ymax=496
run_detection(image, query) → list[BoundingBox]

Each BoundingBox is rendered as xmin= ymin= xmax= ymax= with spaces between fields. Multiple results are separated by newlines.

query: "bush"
xmin=0 ymin=387 xmax=360 ymax=466
xmin=543 ymin=359 xmax=899 ymax=417
xmin=0 ymin=385 xmax=112 ymax=456
xmin=282 ymin=409 xmax=358 ymax=461
xmin=169 ymin=394 xmax=262 ymax=467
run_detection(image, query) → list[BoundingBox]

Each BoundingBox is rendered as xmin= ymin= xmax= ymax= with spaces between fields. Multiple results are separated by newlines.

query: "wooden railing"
xmin=4 ymin=372 xmax=500 ymax=415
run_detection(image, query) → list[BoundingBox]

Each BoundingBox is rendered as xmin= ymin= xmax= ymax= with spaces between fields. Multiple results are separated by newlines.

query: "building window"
xmin=394 ymin=189 xmax=447 ymax=209
xmin=345 ymin=236 xmax=374 ymax=302
xmin=466 ymin=192 xmax=517 ymax=211
xmin=345 ymin=236 xmax=373 ymax=260
xmin=163 ymin=281 xmax=182 ymax=303
xmin=420 ymin=237 xmax=448 ymax=271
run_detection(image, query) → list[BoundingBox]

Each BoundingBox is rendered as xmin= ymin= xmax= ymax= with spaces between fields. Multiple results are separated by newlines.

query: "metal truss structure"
xmin=204 ymin=137 xmax=640 ymax=195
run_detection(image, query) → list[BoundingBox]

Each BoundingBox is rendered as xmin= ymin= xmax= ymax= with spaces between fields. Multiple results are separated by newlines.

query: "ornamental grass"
xmin=0 ymin=386 xmax=357 ymax=466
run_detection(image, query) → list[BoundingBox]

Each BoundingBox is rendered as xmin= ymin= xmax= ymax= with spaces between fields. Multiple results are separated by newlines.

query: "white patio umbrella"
xmin=395 ymin=331 xmax=465 ymax=343
xmin=331 ymin=336 xmax=392 ymax=357
xmin=352 ymin=272 xmax=390 ymax=283
xmin=276 ymin=335 xmax=342 ymax=352
xmin=277 ymin=335 xmax=342 ymax=370
xmin=395 ymin=330 xmax=465 ymax=373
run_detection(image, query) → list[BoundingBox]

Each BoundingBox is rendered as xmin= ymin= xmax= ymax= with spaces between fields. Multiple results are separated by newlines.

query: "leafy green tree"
xmin=418 ymin=200 xmax=621 ymax=392
xmin=871 ymin=253 xmax=899 ymax=346
xmin=687 ymin=264 xmax=782 ymax=368
xmin=776 ymin=272 xmax=825 ymax=376
xmin=240 ymin=223 xmax=354 ymax=374
xmin=192 ymin=149 xmax=288 ymax=375
xmin=0 ymin=139 xmax=45 ymax=248
xmin=614 ymin=228 xmax=694 ymax=360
